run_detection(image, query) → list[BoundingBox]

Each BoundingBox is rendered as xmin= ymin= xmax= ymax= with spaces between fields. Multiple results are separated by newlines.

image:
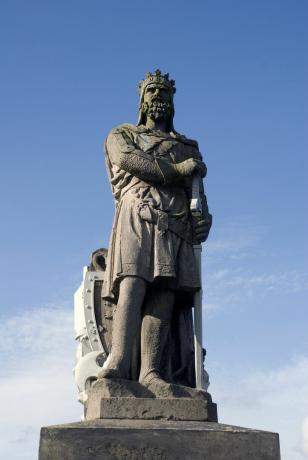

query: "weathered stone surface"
xmin=85 ymin=378 xmax=218 ymax=422
xmin=90 ymin=377 xmax=155 ymax=399
xmin=141 ymin=377 xmax=211 ymax=400
xmin=86 ymin=397 xmax=214 ymax=421
xmin=89 ymin=376 xmax=213 ymax=400
xmin=39 ymin=419 xmax=281 ymax=460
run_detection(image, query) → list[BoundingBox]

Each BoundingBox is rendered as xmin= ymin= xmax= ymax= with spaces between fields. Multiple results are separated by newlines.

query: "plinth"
xmin=39 ymin=378 xmax=280 ymax=459
xmin=39 ymin=419 xmax=281 ymax=460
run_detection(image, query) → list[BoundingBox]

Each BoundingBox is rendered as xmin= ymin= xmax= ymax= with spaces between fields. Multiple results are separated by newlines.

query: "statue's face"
xmin=142 ymin=83 xmax=172 ymax=122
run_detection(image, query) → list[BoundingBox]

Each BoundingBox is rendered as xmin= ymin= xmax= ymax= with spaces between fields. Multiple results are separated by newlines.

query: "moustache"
xmin=149 ymin=100 xmax=168 ymax=111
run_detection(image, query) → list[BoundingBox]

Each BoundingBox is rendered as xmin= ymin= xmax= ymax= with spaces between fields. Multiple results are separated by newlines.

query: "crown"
xmin=138 ymin=69 xmax=176 ymax=95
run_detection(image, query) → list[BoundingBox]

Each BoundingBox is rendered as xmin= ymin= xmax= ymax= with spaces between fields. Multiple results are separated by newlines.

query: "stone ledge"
xmin=86 ymin=397 xmax=217 ymax=421
xmin=85 ymin=378 xmax=218 ymax=422
xmin=39 ymin=420 xmax=281 ymax=460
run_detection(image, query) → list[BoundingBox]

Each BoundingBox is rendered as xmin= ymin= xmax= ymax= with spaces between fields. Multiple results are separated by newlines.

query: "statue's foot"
xmin=97 ymin=367 xmax=124 ymax=380
xmin=140 ymin=371 xmax=211 ymax=400
xmin=93 ymin=374 xmax=155 ymax=398
xmin=139 ymin=371 xmax=163 ymax=387
xmin=139 ymin=372 xmax=187 ymax=398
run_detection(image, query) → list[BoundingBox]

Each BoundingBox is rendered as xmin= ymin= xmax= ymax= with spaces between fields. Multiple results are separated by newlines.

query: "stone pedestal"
xmin=39 ymin=419 xmax=281 ymax=460
xmin=84 ymin=377 xmax=218 ymax=422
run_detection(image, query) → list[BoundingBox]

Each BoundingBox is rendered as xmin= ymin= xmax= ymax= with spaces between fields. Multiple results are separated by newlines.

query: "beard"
xmin=145 ymin=99 xmax=171 ymax=121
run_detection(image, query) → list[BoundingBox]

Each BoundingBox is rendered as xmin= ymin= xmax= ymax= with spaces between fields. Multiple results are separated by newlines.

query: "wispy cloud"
xmin=211 ymin=356 xmax=308 ymax=459
xmin=302 ymin=417 xmax=308 ymax=455
xmin=206 ymin=218 xmax=267 ymax=260
xmin=0 ymin=305 xmax=73 ymax=356
xmin=203 ymin=268 xmax=308 ymax=315
xmin=0 ymin=306 xmax=307 ymax=459
xmin=202 ymin=219 xmax=308 ymax=314
xmin=0 ymin=306 xmax=80 ymax=460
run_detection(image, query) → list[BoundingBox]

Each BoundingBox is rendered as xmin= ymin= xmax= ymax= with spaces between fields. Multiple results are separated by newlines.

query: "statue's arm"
xmin=105 ymin=129 xmax=181 ymax=184
xmin=196 ymin=180 xmax=212 ymax=242
xmin=190 ymin=145 xmax=212 ymax=241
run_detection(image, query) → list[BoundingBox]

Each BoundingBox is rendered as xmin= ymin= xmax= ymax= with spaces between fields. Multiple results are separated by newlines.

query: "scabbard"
xmin=193 ymin=243 xmax=203 ymax=389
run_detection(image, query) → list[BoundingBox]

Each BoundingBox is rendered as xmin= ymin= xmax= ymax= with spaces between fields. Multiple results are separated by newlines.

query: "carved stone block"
xmin=39 ymin=420 xmax=281 ymax=460
xmin=86 ymin=397 xmax=216 ymax=422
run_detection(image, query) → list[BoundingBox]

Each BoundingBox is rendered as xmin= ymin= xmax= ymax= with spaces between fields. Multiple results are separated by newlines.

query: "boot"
xmin=98 ymin=277 xmax=146 ymax=380
xmin=139 ymin=314 xmax=171 ymax=389
xmin=139 ymin=312 xmax=201 ymax=399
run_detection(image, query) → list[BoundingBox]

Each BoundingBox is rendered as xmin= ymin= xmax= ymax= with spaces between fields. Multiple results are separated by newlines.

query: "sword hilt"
xmin=190 ymin=174 xmax=202 ymax=218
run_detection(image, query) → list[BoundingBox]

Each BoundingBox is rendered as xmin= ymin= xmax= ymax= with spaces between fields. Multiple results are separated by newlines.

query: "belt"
xmin=137 ymin=202 xmax=193 ymax=244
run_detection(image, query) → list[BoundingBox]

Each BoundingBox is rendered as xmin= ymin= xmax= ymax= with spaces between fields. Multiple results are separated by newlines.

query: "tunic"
xmin=102 ymin=123 xmax=209 ymax=302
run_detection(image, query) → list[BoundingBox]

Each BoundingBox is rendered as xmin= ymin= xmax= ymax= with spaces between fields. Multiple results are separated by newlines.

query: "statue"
xmin=98 ymin=69 xmax=212 ymax=394
xmin=39 ymin=71 xmax=281 ymax=459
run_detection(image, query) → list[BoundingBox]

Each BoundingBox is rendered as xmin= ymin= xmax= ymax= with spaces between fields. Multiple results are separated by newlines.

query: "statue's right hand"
xmin=174 ymin=158 xmax=207 ymax=178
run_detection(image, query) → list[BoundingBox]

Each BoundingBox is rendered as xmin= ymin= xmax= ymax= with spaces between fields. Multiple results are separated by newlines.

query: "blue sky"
xmin=0 ymin=1 xmax=307 ymax=458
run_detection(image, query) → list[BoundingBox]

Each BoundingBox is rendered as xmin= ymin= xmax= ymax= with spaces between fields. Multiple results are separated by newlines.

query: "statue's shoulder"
xmin=108 ymin=123 xmax=138 ymax=137
xmin=172 ymin=131 xmax=199 ymax=149
xmin=106 ymin=124 xmax=138 ymax=154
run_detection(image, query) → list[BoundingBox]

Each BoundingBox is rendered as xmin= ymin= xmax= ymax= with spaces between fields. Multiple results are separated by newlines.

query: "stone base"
xmin=85 ymin=377 xmax=217 ymax=422
xmin=39 ymin=419 xmax=281 ymax=460
xmin=86 ymin=397 xmax=217 ymax=421
xmin=90 ymin=377 xmax=212 ymax=400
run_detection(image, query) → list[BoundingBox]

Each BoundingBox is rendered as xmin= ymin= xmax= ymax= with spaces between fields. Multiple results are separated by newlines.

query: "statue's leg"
xmin=139 ymin=287 xmax=175 ymax=385
xmin=99 ymin=276 xmax=147 ymax=379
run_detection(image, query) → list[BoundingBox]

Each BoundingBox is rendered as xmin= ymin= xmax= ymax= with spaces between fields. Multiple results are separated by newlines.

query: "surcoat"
xmin=102 ymin=123 xmax=210 ymax=302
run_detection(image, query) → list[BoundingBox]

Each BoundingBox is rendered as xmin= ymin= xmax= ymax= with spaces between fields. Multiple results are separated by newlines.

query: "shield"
xmin=73 ymin=248 xmax=114 ymax=405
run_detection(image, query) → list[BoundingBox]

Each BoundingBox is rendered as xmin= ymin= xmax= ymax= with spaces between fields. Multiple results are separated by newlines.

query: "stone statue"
xmin=39 ymin=71 xmax=281 ymax=459
xmin=99 ymin=69 xmax=212 ymax=394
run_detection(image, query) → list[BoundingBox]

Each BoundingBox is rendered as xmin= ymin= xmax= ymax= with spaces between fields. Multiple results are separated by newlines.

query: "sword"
xmin=190 ymin=174 xmax=203 ymax=389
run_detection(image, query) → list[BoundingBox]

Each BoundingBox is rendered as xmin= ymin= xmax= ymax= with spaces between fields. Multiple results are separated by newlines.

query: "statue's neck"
xmin=144 ymin=117 xmax=168 ymax=133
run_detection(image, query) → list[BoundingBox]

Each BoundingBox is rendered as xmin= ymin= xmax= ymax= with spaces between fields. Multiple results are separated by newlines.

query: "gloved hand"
xmin=193 ymin=214 xmax=212 ymax=242
xmin=174 ymin=158 xmax=207 ymax=178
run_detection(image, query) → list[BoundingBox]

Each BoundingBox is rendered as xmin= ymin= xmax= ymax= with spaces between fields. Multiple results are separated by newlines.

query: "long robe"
xmin=102 ymin=123 xmax=209 ymax=302
xmin=102 ymin=124 xmax=210 ymax=386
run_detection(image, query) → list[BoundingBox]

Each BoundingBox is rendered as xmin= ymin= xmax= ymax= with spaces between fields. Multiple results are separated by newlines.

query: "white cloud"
xmin=302 ymin=417 xmax=308 ymax=456
xmin=1 ymin=306 xmax=307 ymax=460
xmin=0 ymin=306 xmax=81 ymax=460
xmin=211 ymin=357 xmax=308 ymax=460
xmin=203 ymin=266 xmax=308 ymax=315
xmin=0 ymin=306 xmax=73 ymax=356
xmin=206 ymin=219 xmax=267 ymax=259
xmin=202 ymin=218 xmax=308 ymax=314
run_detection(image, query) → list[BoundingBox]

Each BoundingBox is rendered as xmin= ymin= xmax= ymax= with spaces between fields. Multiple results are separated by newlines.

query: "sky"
xmin=0 ymin=0 xmax=307 ymax=458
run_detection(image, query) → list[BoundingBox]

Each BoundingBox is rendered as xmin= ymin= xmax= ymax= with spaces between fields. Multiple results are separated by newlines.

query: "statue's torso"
xmin=106 ymin=124 xmax=200 ymax=224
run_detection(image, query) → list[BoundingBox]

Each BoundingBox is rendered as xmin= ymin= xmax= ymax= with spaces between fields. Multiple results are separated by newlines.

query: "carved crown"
xmin=138 ymin=69 xmax=176 ymax=95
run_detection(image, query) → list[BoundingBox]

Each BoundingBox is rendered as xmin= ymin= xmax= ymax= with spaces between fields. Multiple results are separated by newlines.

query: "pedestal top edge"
xmin=40 ymin=419 xmax=279 ymax=436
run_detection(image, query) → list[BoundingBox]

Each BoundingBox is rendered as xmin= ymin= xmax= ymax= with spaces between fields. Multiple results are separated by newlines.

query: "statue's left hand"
xmin=174 ymin=158 xmax=207 ymax=178
xmin=193 ymin=215 xmax=212 ymax=243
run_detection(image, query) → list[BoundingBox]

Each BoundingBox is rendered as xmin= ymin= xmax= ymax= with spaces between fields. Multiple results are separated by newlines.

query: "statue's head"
xmin=137 ymin=69 xmax=176 ymax=132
